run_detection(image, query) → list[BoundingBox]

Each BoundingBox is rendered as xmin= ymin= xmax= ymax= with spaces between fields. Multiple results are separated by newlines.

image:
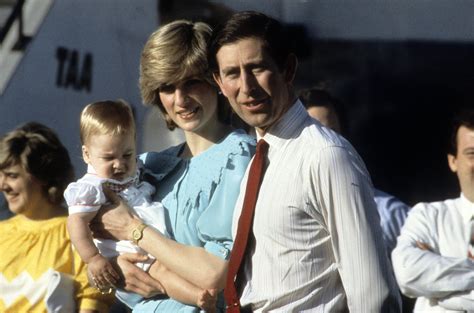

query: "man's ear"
xmin=213 ymin=72 xmax=227 ymax=97
xmin=447 ymin=153 xmax=457 ymax=173
xmin=283 ymin=53 xmax=298 ymax=84
xmin=82 ymin=145 xmax=90 ymax=164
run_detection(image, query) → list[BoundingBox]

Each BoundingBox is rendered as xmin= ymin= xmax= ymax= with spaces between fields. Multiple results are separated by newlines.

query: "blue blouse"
xmin=134 ymin=130 xmax=255 ymax=312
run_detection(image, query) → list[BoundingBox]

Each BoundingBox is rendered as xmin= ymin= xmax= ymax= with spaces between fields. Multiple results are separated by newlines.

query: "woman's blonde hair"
xmin=0 ymin=122 xmax=74 ymax=205
xmin=139 ymin=20 xmax=228 ymax=130
xmin=80 ymin=99 xmax=135 ymax=146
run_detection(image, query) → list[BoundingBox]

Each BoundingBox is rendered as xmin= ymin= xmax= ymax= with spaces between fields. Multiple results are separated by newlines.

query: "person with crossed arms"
xmin=210 ymin=11 xmax=402 ymax=312
xmin=392 ymin=108 xmax=474 ymax=312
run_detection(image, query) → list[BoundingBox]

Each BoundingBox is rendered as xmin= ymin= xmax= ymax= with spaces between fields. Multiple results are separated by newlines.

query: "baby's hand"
xmin=197 ymin=288 xmax=217 ymax=313
xmin=88 ymin=254 xmax=120 ymax=291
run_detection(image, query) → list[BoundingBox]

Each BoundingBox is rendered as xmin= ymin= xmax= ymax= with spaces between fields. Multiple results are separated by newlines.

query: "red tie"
xmin=225 ymin=139 xmax=269 ymax=312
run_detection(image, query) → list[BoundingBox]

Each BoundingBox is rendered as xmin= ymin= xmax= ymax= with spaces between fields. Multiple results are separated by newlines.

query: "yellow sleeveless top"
xmin=0 ymin=215 xmax=112 ymax=312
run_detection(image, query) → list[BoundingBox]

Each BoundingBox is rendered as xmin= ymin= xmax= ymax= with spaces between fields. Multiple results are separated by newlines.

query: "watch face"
xmin=133 ymin=229 xmax=141 ymax=240
xmin=131 ymin=224 xmax=147 ymax=244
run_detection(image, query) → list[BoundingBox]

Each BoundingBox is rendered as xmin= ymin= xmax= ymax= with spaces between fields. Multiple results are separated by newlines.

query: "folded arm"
xmin=391 ymin=204 xmax=474 ymax=299
xmin=438 ymin=290 xmax=474 ymax=311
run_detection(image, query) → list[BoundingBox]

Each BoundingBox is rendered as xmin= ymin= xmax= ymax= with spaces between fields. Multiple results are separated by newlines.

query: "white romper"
xmin=64 ymin=165 xmax=169 ymax=270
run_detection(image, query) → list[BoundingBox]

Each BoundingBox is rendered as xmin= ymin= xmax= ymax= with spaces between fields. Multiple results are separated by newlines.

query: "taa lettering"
xmin=56 ymin=47 xmax=92 ymax=92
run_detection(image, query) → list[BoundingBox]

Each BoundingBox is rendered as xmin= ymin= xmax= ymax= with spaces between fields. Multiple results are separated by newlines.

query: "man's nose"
xmin=240 ymin=71 xmax=258 ymax=95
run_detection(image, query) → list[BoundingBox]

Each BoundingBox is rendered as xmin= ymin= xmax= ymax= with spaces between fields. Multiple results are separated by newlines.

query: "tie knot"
xmin=256 ymin=139 xmax=269 ymax=155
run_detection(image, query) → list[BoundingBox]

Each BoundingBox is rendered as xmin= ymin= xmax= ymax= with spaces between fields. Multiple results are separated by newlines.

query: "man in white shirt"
xmin=211 ymin=11 xmax=401 ymax=312
xmin=392 ymin=108 xmax=474 ymax=312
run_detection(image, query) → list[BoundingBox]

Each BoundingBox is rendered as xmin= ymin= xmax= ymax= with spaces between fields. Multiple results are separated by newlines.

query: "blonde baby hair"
xmin=80 ymin=99 xmax=135 ymax=146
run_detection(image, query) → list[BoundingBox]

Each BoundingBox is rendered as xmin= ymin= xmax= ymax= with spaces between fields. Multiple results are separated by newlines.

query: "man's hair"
xmin=80 ymin=99 xmax=135 ymax=146
xmin=139 ymin=19 xmax=232 ymax=130
xmin=300 ymin=87 xmax=341 ymax=111
xmin=0 ymin=122 xmax=74 ymax=205
xmin=299 ymin=87 xmax=347 ymax=135
xmin=449 ymin=107 xmax=474 ymax=155
xmin=209 ymin=11 xmax=292 ymax=73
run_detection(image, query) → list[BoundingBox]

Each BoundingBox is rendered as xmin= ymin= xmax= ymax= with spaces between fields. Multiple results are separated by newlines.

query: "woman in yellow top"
xmin=0 ymin=122 xmax=112 ymax=312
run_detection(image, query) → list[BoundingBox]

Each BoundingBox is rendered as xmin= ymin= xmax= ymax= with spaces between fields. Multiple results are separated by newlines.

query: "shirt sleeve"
xmin=438 ymin=290 xmax=474 ymax=311
xmin=72 ymin=245 xmax=114 ymax=312
xmin=64 ymin=181 xmax=105 ymax=214
xmin=197 ymin=139 xmax=255 ymax=260
xmin=391 ymin=203 xmax=474 ymax=298
xmin=314 ymin=146 xmax=401 ymax=312
xmin=374 ymin=192 xmax=411 ymax=255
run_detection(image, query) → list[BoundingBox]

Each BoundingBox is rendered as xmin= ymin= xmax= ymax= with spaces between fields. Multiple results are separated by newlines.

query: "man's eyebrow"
xmin=221 ymin=66 xmax=238 ymax=75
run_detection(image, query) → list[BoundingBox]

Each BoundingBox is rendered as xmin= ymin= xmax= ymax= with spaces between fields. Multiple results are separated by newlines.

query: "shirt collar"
xmin=87 ymin=164 xmax=97 ymax=175
xmin=459 ymin=193 xmax=474 ymax=222
xmin=258 ymin=99 xmax=310 ymax=149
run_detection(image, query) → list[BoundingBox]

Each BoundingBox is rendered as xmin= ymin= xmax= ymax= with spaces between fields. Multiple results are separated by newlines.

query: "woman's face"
xmin=0 ymin=164 xmax=46 ymax=216
xmin=158 ymin=77 xmax=219 ymax=135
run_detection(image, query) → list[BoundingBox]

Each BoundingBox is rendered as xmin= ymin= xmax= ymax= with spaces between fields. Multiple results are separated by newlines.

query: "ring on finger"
xmin=98 ymin=285 xmax=115 ymax=295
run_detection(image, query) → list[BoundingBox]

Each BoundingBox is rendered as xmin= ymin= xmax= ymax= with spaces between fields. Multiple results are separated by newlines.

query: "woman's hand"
xmin=117 ymin=253 xmax=165 ymax=297
xmin=90 ymin=186 xmax=141 ymax=241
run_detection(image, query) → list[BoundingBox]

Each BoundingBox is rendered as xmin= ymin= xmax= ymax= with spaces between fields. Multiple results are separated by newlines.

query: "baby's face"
xmin=83 ymin=132 xmax=136 ymax=181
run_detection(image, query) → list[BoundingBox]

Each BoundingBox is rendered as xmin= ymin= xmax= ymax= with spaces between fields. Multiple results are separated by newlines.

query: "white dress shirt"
xmin=232 ymin=100 xmax=401 ymax=312
xmin=392 ymin=194 xmax=474 ymax=312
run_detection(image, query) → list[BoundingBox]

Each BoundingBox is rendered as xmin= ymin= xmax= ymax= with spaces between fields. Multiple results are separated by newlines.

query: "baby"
xmin=65 ymin=100 xmax=215 ymax=310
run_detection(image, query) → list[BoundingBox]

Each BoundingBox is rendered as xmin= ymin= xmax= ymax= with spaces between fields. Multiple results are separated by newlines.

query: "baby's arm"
xmin=148 ymin=259 xmax=217 ymax=311
xmin=67 ymin=212 xmax=119 ymax=288
xmin=67 ymin=212 xmax=100 ymax=262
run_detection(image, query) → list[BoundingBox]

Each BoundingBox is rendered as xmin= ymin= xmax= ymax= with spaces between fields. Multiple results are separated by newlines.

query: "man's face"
xmin=448 ymin=125 xmax=474 ymax=202
xmin=214 ymin=37 xmax=296 ymax=136
xmin=306 ymin=106 xmax=342 ymax=134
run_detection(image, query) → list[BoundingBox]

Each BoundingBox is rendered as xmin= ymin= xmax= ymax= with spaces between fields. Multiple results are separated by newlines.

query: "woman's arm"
xmin=138 ymin=223 xmax=227 ymax=290
xmin=92 ymin=188 xmax=228 ymax=290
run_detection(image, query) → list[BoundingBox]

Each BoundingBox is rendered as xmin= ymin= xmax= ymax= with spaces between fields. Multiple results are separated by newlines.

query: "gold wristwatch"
xmin=131 ymin=223 xmax=148 ymax=245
